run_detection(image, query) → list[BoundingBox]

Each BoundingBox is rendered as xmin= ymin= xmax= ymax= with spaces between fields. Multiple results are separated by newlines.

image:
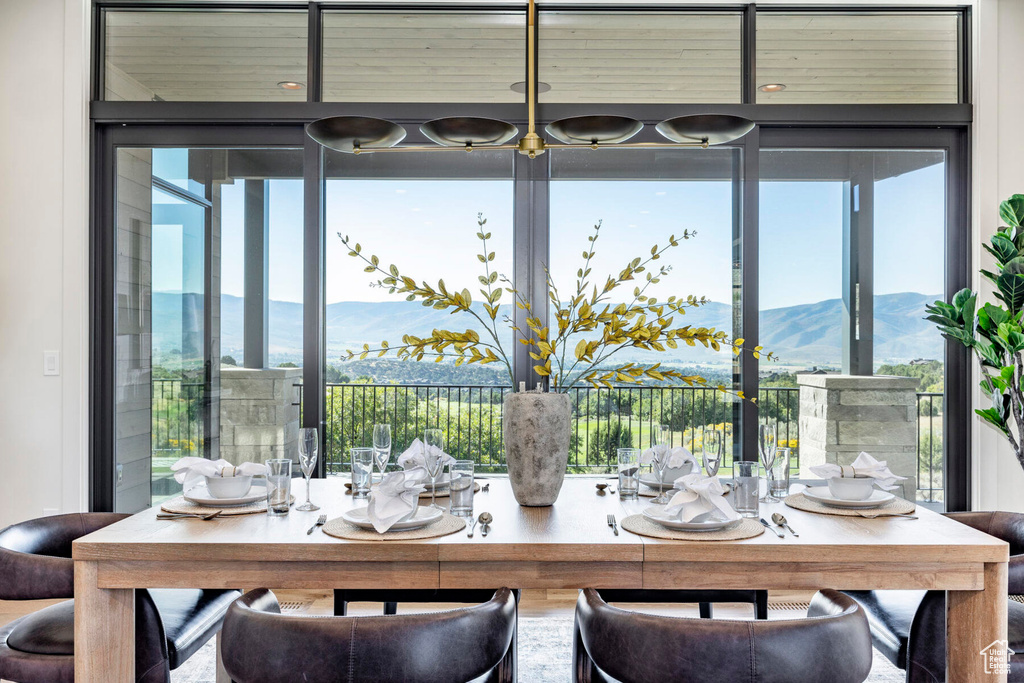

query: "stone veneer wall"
xmin=797 ymin=374 xmax=919 ymax=499
xmin=220 ymin=367 xmax=302 ymax=465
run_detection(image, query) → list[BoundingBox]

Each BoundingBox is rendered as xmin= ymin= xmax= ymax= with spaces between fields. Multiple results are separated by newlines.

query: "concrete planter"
xmin=503 ymin=391 xmax=572 ymax=507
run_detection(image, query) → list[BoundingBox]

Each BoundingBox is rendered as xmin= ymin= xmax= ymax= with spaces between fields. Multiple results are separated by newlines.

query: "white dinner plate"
xmin=183 ymin=481 xmax=266 ymax=507
xmin=639 ymin=474 xmax=677 ymax=491
xmin=802 ymin=486 xmax=896 ymax=509
xmin=342 ymin=506 xmax=443 ymax=532
xmin=422 ymin=473 xmax=451 ymax=490
xmin=642 ymin=506 xmax=740 ymax=531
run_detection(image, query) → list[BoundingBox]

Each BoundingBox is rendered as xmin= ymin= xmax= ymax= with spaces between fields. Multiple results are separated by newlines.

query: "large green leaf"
xmin=997 ymin=258 xmax=1024 ymax=310
xmin=989 ymin=233 xmax=1019 ymax=266
xmin=1000 ymin=194 xmax=1024 ymax=227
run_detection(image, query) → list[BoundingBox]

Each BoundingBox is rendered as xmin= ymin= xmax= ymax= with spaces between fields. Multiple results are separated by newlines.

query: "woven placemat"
xmin=784 ymin=492 xmax=916 ymax=518
xmin=345 ymin=481 xmax=480 ymax=499
xmin=160 ymin=494 xmax=294 ymax=516
xmin=620 ymin=514 xmax=765 ymax=541
xmin=322 ymin=512 xmax=466 ymax=541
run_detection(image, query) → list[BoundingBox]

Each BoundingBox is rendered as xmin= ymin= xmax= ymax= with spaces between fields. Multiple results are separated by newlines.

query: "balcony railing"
xmin=150 ymin=380 xmax=945 ymax=504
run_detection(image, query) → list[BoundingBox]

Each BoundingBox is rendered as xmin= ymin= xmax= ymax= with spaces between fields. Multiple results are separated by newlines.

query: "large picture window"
xmin=91 ymin=4 xmax=972 ymax=513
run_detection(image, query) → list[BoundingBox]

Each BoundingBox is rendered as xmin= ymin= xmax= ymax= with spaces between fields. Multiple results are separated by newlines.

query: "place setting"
xmin=784 ymin=452 xmax=917 ymax=519
xmin=324 ymin=428 xmax=479 ymax=541
xmin=344 ymin=426 xmax=482 ymax=502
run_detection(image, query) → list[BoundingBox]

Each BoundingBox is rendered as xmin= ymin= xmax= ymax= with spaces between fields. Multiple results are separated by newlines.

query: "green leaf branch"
xmin=339 ymin=215 xmax=772 ymax=395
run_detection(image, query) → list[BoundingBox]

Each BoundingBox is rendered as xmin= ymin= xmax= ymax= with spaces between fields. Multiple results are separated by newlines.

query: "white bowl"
xmin=204 ymin=475 xmax=253 ymax=499
xmin=665 ymin=461 xmax=695 ymax=482
xmin=827 ymin=476 xmax=875 ymax=501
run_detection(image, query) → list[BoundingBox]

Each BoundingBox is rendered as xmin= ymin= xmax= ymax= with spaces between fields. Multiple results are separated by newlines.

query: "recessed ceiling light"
xmin=278 ymin=81 xmax=305 ymax=90
xmin=510 ymin=81 xmax=551 ymax=94
xmin=758 ymin=83 xmax=786 ymax=93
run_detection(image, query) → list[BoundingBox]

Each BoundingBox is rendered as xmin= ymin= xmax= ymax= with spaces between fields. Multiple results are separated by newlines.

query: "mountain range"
xmin=152 ymin=291 xmax=944 ymax=369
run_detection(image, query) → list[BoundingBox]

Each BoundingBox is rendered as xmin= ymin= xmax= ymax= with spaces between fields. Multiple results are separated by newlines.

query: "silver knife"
xmin=607 ymin=514 xmax=619 ymax=536
xmin=760 ymin=518 xmax=784 ymax=538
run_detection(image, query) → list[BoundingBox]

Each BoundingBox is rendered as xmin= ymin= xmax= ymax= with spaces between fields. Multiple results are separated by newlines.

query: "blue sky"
xmin=152 ymin=150 xmax=946 ymax=312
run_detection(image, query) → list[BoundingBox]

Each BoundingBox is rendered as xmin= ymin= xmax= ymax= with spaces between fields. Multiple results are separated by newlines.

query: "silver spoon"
xmin=771 ymin=512 xmax=798 ymax=537
xmin=478 ymin=512 xmax=493 ymax=537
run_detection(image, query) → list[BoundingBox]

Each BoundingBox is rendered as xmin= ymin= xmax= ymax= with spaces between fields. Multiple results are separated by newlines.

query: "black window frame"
xmin=89 ymin=2 xmax=973 ymax=512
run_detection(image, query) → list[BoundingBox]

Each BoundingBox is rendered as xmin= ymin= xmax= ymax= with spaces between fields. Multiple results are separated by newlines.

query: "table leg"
xmin=74 ymin=561 xmax=134 ymax=683
xmin=948 ymin=561 xmax=1008 ymax=683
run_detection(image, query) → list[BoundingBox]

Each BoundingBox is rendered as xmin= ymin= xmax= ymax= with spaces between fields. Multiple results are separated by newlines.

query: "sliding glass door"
xmin=110 ymin=143 xmax=303 ymax=511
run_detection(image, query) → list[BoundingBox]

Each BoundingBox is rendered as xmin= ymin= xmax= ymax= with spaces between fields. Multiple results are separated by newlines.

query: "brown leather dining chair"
xmin=220 ymin=587 xmax=518 ymax=683
xmin=0 ymin=512 xmax=241 ymax=683
xmin=844 ymin=510 xmax=1024 ymax=682
xmin=573 ymin=587 xmax=873 ymax=683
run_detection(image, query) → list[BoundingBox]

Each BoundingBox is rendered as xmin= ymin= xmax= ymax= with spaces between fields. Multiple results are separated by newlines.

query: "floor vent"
xmin=278 ymin=600 xmax=313 ymax=613
xmin=767 ymin=601 xmax=811 ymax=612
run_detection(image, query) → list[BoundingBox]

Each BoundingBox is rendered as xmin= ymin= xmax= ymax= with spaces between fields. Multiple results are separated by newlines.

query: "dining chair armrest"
xmin=905 ymin=589 xmax=947 ymax=683
xmin=1009 ymin=555 xmax=1024 ymax=596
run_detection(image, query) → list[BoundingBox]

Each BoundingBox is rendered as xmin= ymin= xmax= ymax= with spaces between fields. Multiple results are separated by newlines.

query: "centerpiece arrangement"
xmin=339 ymin=215 xmax=769 ymax=506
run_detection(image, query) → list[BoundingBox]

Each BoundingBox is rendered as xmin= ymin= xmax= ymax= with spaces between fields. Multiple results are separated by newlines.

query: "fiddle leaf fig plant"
xmin=339 ymin=214 xmax=771 ymax=394
xmin=927 ymin=193 xmax=1024 ymax=467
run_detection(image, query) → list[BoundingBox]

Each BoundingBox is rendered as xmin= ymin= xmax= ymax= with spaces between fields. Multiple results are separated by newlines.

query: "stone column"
xmin=219 ymin=367 xmax=302 ymax=465
xmin=797 ymin=374 xmax=919 ymax=498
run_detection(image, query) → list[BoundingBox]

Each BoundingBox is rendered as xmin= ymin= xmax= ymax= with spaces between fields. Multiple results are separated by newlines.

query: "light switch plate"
xmin=43 ymin=350 xmax=60 ymax=376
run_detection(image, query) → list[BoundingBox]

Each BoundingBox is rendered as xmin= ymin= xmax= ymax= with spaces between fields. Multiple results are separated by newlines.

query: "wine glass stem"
xmin=431 ymin=476 xmax=437 ymax=508
xmin=305 ymin=476 xmax=311 ymax=504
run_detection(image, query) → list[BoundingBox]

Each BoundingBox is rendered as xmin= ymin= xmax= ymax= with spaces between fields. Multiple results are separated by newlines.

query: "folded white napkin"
xmin=662 ymin=473 xmax=740 ymax=523
xmin=640 ymin=444 xmax=697 ymax=470
xmin=396 ymin=438 xmax=456 ymax=472
xmin=367 ymin=467 xmax=429 ymax=533
xmin=809 ymin=452 xmax=907 ymax=491
xmin=171 ymin=457 xmax=267 ymax=485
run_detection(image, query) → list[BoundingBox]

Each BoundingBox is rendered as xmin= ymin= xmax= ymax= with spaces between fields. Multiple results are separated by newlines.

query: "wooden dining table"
xmin=73 ymin=477 xmax=1009 ymax=682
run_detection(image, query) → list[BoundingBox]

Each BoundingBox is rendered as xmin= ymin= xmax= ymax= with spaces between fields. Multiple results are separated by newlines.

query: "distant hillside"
xmin=152 ymin=291 xmax=945 ymax=368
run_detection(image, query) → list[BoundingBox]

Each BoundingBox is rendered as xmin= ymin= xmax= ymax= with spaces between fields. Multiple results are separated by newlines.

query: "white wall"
xmin=0 ymin=0 xmax=89 ymax=527
xmin=0 ymin=0 xmax=1019 ymax=525
xmin=972 ymin=0 xmax=1024 ymax=511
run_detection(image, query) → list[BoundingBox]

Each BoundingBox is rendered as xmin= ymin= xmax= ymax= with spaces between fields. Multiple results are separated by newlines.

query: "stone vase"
xmin=502 ymin=391 xmax=572 ymax=507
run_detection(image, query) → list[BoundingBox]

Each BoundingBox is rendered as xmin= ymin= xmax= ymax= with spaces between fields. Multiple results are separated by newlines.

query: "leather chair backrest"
xmin=945 ymin=511 xmax=1024 ymax=593
xmin=575 ymin=588 xmax=872 ymax=683
xmin=0 ymin=513 xmax=129 ymax=600
xmin=220 ymin=588 xmax=517 ymax=683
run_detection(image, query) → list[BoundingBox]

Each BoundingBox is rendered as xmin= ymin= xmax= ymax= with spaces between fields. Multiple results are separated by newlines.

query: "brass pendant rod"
xmin=527 ymin=0 xmax=536 ymax=137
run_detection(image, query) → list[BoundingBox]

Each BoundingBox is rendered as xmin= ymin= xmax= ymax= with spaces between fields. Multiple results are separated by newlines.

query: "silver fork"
xmin=467 ymin=517 xmax=478 ymax=538
xmin=306 ymin=514 xmax=327 ymax=535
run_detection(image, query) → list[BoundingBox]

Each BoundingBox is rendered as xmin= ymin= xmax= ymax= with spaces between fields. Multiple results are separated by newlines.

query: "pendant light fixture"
xmin=305 ymin=0 xmax=754 ymax=157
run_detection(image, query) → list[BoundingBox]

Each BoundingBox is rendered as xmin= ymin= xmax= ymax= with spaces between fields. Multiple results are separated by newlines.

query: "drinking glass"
xmin=650 ymin=424 xmax=673 ymax=504
xmin=617 ymin=448 xmax=640 ymax=499
xmin=769 ymin=447 xmax=792 ymax=499
xmin=372 ymin=423 xmax=392 ymax=483
xmin=423 ymin=429 xmax=446 ymax=510
xmin=731 ymin=460 xmax=759 ymax=518
xmin=702 ymin=429 xmax=723 ymax=476
xmin=265 ymin=459 xmax=292 ymax=516
xmin=295 ymin=428 xmax=319 ymax=511
xmin=449 ymin=460 xmax=475 ymax=517
xmin=350 ymin=448 xmax=374 ymax=499
xmin=758 ymin=423 xmax=779 ymax=502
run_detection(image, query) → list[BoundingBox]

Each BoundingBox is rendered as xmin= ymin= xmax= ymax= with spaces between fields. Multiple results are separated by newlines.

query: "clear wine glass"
xmin=651 ymin=424 xmax=673 ymax=504
xmin=423 ymin=428 xmax=446 ymax=510
xmin=758 ymin=423 xmax=779 ymax=502
xmin=372 ymin=423 xmax=392 ymax=484
xmin=296 ymin=427 xmax=320 ymax=512
xmin=702 ymin=429 xmax=723 ymax=476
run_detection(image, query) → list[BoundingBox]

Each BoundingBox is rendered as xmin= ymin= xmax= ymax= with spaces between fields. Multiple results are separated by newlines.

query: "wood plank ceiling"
xmin=103 ymin=9 xmax=958 ymax=105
